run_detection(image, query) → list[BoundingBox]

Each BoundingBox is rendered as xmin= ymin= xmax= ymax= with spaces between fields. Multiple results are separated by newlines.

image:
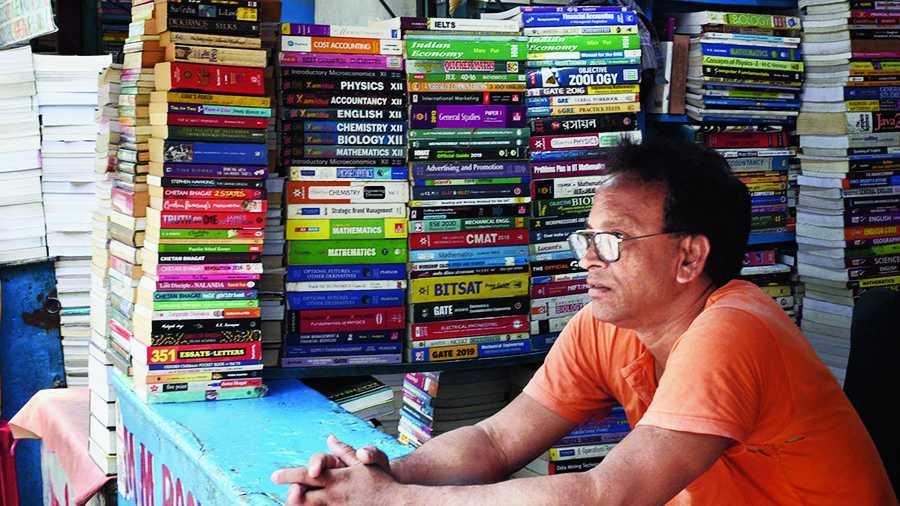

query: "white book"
xmin=0 ymin=246 xmax=47 ymax=262
xmin=650 ymin=41 xmax=674 ymax=114
xmin=37 ymin=92 xmax=101 ymax=106
xmin=0 ymin=149 xmax=41 ymax=171
xmin=38 ymin=105 xmax=97 ymax=126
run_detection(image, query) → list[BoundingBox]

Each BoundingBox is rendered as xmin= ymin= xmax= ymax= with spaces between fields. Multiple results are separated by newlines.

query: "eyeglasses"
xmin=567 ymin=230 xmax=684 ymax=263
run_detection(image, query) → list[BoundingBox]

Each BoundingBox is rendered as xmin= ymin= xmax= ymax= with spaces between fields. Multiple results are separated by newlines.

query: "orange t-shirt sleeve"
xmin=523 ymin=306 xmax=616 ymax=424
xmin=638 ymin=307 xmax=775 ymax=442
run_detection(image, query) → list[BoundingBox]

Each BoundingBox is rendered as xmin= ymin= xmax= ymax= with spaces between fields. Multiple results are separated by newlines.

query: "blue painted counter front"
xmin=111 ymin=373 xmax=411 ymax=505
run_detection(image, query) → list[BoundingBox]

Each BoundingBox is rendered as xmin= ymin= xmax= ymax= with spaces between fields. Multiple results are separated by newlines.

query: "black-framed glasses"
xmin=567 ymin=230 xmax=684 ymax=263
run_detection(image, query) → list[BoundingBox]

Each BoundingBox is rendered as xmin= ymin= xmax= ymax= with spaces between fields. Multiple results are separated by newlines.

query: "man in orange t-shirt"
xmin=273 ymin=138 xmax=897 ymax=505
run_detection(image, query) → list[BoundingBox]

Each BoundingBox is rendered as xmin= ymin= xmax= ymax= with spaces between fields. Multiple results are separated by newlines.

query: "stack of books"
xmin=279 ymin=22 xmax=409 ymax=368
xmin=403 ymin=16 xmax=533 ymax=365
xmin=524 ymin=408 xmax=631 ymax=475
xmin=129 ymin=0 xmax=270 ymax=403
xmin=87 ymin=64 xmax=122 ymax=476
xmin=304 ymin=375 xmax=396 ymax=422
xmin=676 ymin=11 xmax=804 ymax=125
xmin=692 ymin=128 xmax=802 ymax=320
xmin=0 ymin=46 xmax=46 ymax=264
xmin=794 ymin=0 xmax=899 ymax=382
xmin=98 ymin=0 xmax=133 ymax=61
xmin=260 ymin=18 xmax=286 ymax=369
xmin=34 ymin=53 xmax=113 ymax=388
xmin=517 ymin=6 xmax=642 ymax=349
xmin=104 ymin=0 xmax=160 ymax=380
xmin=398 ymin=369 xmax=510 ymax=447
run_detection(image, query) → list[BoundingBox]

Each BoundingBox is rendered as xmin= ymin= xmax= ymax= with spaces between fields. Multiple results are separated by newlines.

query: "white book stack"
xmin=88 ymin=65 xmax=122 ymax=475
xmin=794 ymin=0 xmax=900 ymax=384
xmin=33 ymin=53 xmax=112 ymax=388
xmin=0 ymin=46 xmax=46 ymax=264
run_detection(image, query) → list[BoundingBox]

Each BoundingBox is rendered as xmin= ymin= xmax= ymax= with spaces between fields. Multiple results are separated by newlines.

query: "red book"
xmin=703 ymin=131 xmax=788 ymax=149
xmin=154 ymin=211 xmax=266 ymax=229
xmin=410 ymin=315 xmax=529 ymax=341
xmin=531 ymin=280 xmax=589 ymax=298
xmin=409 ymin=229 xmax=529 ymax=250
xmin=165 ymin=113 xmax=269 ymax=129
xmin=161 ymin=187 xmax=266 ymax=200
xmin=156 ymin=62 xmax=266 ymax=96
xmin=136 ymin=341 xmax=263 ymax=366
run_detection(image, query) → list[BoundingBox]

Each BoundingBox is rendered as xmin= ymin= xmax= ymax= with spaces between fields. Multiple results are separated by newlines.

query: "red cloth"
xmin=8 ymin=388 xmax=111 ymax=505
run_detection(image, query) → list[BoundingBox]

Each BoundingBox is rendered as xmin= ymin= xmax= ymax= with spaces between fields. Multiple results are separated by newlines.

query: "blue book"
xmin=411 ymin=256 xmax=530 ymax=270
xmin=700 ymin=43 xmax=802 ymax=61
xmin=286 ymin=264 xmax=406 ymax=282
xmin=702 ymin=97 xmax=801 ymax=109
xmin=408 ymin=245 xmax=530 ymax=263
xmin=286 ymin=289 xmax=405 ymax=310
xmin=844 ymin=86 xmax=900 ymax=100
xmin=522 ymin=11 xmax=638 ymax=28
xmin=161 ymin=141 xmax=267 ymax=165
xmin=526 ymin=65 xmax=640 ymax=88
xmin=530 ymin=148 xmax=610 ymax=161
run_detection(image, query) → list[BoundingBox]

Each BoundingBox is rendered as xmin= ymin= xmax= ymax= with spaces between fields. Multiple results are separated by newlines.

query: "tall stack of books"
xmin=105 ymin=0 xmax=160 ymax=380
xmin=35 ymin=54 xmax=113 ymax=388
xmin=692 ymin=127 xmax=803 ymax=321
xmin=130 ymin=1 xmax=270 ymax=403
xmin=398 ymin=369 xmax=510 ymax=447
xmin=99 ymin=0 xmax=133 ymax=61
xmin=794 ymin=0 xmax=899 ymax=382
xmin=0 ymin=46 xmax=46 ymax=264
xmin=404 ymin=17 xmax=533 ymax=365
xmin=260 ymin=16 xmax=286 ymax=369
xmin=88 ymin=64 xmax=122 ymax=476
xmin=515 ymin=6 xmax=642 ymax=349
xmin=669 ymin=11 xmax=806 ymax=318
xmin=278 ymin=22 xmax=409 ymax=368
xmin=676 ymin=11 xmax=804 ymax=126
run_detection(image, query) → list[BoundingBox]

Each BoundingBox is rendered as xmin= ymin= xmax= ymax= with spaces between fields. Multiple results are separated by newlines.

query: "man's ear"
xmin=676 ymin=234 xmax=710 ymax=284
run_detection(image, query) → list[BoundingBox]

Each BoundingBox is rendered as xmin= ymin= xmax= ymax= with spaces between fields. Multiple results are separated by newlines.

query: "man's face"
xmin=581 ymin=180 xmax=684 ymax=328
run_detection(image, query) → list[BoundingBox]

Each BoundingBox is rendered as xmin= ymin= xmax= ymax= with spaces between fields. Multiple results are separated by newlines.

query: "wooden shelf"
xmin=263 ymin=351 xmax=549 ymax=379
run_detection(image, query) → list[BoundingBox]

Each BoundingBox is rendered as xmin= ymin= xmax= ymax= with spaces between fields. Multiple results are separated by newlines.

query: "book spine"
xmin=280 ymin=36 xmax=403 ymax=56
xmin=286 ymin=218 xmax=408 ymax=240
xmin=165 ymin=17 xmax=260 ymax=36
xmin=280 ymin=23 xmax=400 ymax=39
xmin=287 ymin=307 xmax=406 ymax=333
xmin=281 ymin=93 xmax=406 ymax=109
xmin=526 ymin=35 xmax=640 ymax=53
xmin=701 ymin=55 xmax=804 ymax=72
xmin=700 ymin=43 xmax=801 ymax=61
xmin=529 ymin=113 xmax=638 ymax=134
xmin=409 ymin=230 xmax=529 ymax=250
xmin=164 ymin=113 xmax=269 ymax=129
xmin=522 ymin=11 xmax=638 ymax=28
xmin=167 ymin=44 xmax=266 ymax=68
xmin=161 ymin=125 xmax=267 ymax=142
xmin=282 ymin=342 xmax=402 ymax=357
xmin=410 ymin=161 xmax=529 ymax=179
xmin=523 ymin=24 xmax=639 ymax=36
xmin=527 ymin=102 xmax=641 ymax=117
xmin=526 ymin=65 xmax=641 ymax=88
xmin=286 ymin=290 xmax=405 ymax=311
xmin=278 ymin=52 xmax=404 ymax=70
xmin=409 ymin=105 xmax=527 ymax=129
xmin=530 ymin=131 xmax=640 ymax=152
xmin=405 ymin=59 xmax=522 ymax=73
xmin=160 ymin=198 xmax=267 ymax=213
xmin=165 ymin=62 xmax=265 ymax=95
xmin=163 ymin=31 xmax=262 ymax=49
xmin=287 ymin=239 xmax=408 ymax=265
xmin=407 ymin=340 xmax=531 ymax=362
xmin=161 ymin=188 xmax=265 ymax=200
xmin=163 ymin=103 xmax=270 ymax=117
xmin=405 ymin=39 xmax=526 ymax=61
xmin=281 ymin=76 xmax=406 ymax=94
xmin=158 ymin=141 xmax=267 ymax=165
xmin=286 ymin=264 xmax=407 ymax=282
xmin=156 ymin=212 xmax=266 ymax=229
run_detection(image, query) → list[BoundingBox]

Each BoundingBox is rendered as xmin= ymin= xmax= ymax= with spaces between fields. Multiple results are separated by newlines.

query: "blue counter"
xmin=112 ymin=372 xmax=411 ymax=505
